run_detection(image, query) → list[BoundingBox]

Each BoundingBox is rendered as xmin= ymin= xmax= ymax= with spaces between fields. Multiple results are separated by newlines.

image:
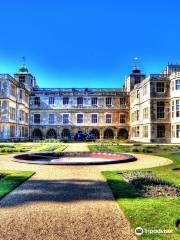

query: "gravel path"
xmin=64 ymin=142 xmax=89 ymax=152
xmin=0 ymin=143 xmax=172 ymax=240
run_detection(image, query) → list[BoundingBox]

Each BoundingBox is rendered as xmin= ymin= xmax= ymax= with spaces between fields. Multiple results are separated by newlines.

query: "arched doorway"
xmin=46 ymin=129 xmax=57 ymax=139
xmin=118 ymin=128 xmax=128 ymax=139
xmin=32 ymin=129 xmax=42 ymax=139
xmin=89 ymin=129 xmax=100 ymax=139
xmin=61 ymin=129 xmax=71 ymax=139
xmin=74 ymin=131 xmax=84 ymax=141
xmin=104 ymin=128 xmax=114 ymax=139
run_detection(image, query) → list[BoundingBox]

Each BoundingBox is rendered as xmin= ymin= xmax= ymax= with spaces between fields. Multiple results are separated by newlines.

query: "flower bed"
xmin=121 ymin=171 xmax=180 ymax=197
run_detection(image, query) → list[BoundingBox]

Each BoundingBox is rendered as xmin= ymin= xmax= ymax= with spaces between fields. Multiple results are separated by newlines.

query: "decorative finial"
xmin=132 ymin=57 xmax=141 ymax=74
xmin=133 ymin=57 xmax=139 ymax=69
xmin=22 ymin=56 xmax=26 ymax=66
xmin=19 ymin=56 xmax=28 ymax=74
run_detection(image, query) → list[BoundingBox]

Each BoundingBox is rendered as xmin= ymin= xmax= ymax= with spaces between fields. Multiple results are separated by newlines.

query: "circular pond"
xmin=12 ymin=152 xmax=137 ymax=165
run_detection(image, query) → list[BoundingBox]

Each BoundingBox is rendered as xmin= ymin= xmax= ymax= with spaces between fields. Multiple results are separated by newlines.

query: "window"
xmin=49 ymin=114 xmax=55 ymax=124
xmin=34 ymin=114 xmax=40 ymax=124
xmin=25 ymin=113 xmax=28 ymax=123
xmin=131 ymin=111 xmax=139 ymax=122
xmin=176 ymin=125 xmax=180 ymax=138
xmin=132 ymin=126 xmax=140 ymax=137
xmin=135 ymin=76 xmax=141 ymax=84
xmin=63 ymin=114 xmax=69 ymax=124
xmin=136 ymin=110 xmax=139 ymax=121
xmin=10 ymin=84 xmax=16 ymax=97
xmin=21 ymin=126 xmax=25 ymax=137
xmin=10 ymin=126 xmax=16 ymax=137
xmin=143 ymin=84 xmax=148 ymax=96
xmin=34 ymin=97 xmax=40 ymax=105
xmin=136 ymin=90 xmax=140 ymax=98
xmin=91 ymin=97 xmax=97 ymax=106
xmin=19 ymin=110 xmax=25 ymax=121
xmin=77 ymin=114 xmax=83 ymax=123
xmin=156 ymin=82 xmax=165 ymax=92
xmin=106 ymin=114 xmax=112 ymax=123
xmin=49 ymin=97 xmax=54 ymax=105
xmin=25 ymin=127 xmax=28 ymax=137
xmin=120 ymin=114 xmax=126 ymax=123
xmin=157 ymin=102 xmax=165 ymax=119
xmin=91 ymin=114 xmax=97 ymax=123
xmin=176 ymin=100 xmax=180 ymax=117
xmin=19 ymin=90 xmax=23 ymax=99
xmin=19 ymin=127 xmax=22 ymax=137
xmin=120 ymin=98 xmax=126 ymax=105
xmin=172 ymin=100 xmax=174 ymax=118
xmin=106 ymin=97 xmax=112 ymax=107
xmin=25 ymin=93 xmax=29 ymax=103
xmin=19 ymin=76 xmax=25 ymax=84
xmin=143 ymin=108 xmax=149 ymax=119
xmin=63 ymin=97 xmax=69 ymax=105
xmin=77 ymin=97 xmax=83 ymax=106
xmin=20 ymin=126 xmax=28 ymax=137
xmin=134 ymin=126 xmax=140 ymax=137
xmin=10 ymin=107 xmax=16 ymax=120
xmin=143 ymin=125 xmax=148 ymax=138
xmin=175 ymin=80 xmax=180 ymax=90
xmin=157 ymin=125 xmax=165 ymax=138
xmin=136 ymin=126 xmax=140 ymax=137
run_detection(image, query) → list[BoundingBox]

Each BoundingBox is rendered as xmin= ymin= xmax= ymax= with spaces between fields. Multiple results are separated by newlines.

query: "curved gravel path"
xmin=0 ymin=143 xmax=172 ymax=240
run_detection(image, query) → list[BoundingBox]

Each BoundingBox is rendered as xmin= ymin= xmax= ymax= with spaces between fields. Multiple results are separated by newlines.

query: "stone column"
xmin=114 ymin=128 xmax=118 ymax=139
xmin=100 ymin=128 xmax=104 ymax=139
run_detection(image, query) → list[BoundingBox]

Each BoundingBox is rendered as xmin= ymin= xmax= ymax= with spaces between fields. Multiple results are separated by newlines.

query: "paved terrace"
xmin=0 ymin=143 xmax=172 ymax=240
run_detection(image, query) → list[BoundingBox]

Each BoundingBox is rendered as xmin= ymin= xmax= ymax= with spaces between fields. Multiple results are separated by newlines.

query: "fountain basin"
xmin=12 ymin=152 xmax=137 ymax=165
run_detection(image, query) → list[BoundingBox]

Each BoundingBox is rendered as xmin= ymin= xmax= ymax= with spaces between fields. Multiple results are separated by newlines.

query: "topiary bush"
xmin=131 ymin=147 xmax=140 ymax=152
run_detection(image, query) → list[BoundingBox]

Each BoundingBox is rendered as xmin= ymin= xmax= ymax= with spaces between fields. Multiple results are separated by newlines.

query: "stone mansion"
xmin=0 ymin=63 xmax=180 ymax=143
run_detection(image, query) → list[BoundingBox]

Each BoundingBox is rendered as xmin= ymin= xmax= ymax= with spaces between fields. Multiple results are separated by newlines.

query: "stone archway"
xmin=61 ymin=129 xmax=71 ymax=139
xmin=46 ymin=129 xmax=57 ymax=139
xmin=32 ymin=128 xmax=43 ymax=139
xmin=104 ymin=128 xmax=114 ymax=139
xmin=118 ymin=128 xmax=128 ymax=139
xmin=89 ymin=129 xmax=100 ymax=139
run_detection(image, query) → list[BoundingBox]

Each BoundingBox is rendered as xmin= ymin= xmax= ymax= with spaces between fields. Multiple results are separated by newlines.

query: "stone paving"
xmin=0 ymin=143 xmax=172 ymax=240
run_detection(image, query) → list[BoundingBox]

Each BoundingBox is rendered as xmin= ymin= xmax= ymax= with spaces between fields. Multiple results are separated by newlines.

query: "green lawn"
xmin=0 ymin=170 xmax=34 ymax=200
xmin=0 ymin=142 xmax=67 ymax=154
xmin=89 ymin=144 xmax=180 ymax=240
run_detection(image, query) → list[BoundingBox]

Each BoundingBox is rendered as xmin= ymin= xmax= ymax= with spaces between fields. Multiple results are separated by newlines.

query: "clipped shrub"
xmin=131 ymin=148 xmax=140 ymax=152
xmin=0 ymin=144 xmax=15 ymax=149
xmin=0 ymin=147 xmax=24 ymax=153
xmin=142 ymin=147 xmax=153 ymax=153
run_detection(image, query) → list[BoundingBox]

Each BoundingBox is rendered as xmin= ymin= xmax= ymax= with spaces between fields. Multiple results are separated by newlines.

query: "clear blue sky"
xmin=0 ymin=0 xmax=180 ymax=88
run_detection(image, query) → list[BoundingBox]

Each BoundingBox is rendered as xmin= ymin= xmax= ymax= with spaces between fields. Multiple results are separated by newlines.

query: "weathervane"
xmin=133 ymin=57 xmax=139 ymax=69
xmin=22 ymin=56 xmax=26 ymax=66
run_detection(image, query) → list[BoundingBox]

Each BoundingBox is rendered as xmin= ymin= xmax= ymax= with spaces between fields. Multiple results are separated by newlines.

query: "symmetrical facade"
xmin=0 ymin=63 xmax=180 ymax=142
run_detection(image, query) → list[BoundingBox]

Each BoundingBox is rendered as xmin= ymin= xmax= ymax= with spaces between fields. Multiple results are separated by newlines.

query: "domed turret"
xmin=14 ymin=57 xmax=36 ymax=90
xmin=18 ymin=64 xmax=29 ymax=74
xmin=132 ymin=67 xmax=141 ymax=74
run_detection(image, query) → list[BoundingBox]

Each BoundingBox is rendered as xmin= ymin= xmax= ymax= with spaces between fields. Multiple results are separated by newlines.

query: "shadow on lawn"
xmin=0 ymin=176 xmax=140 ymax=208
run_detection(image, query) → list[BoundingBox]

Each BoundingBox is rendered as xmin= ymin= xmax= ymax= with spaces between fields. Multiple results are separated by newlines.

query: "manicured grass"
xmin=29 ymin=144 xmax=66 ymax=152
xmin=0 ymin=142 xmax=67 ymax=154
xmin=90 ymin=144 xmax=180 ymax=239
xmin=0 ymin=170 xmax=34 ymax=200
